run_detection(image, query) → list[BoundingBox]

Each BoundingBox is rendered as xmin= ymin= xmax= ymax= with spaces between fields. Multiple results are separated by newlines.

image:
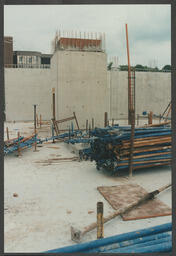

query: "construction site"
xmin=4 ymin=27 xmax=171 ymax=253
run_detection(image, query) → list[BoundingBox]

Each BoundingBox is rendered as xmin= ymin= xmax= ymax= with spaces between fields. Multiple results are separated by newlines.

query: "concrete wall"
xmin=5 ymin=68 xmax=52 ymax=121
xmin=109 ymin=70 xmax=171 ymax=119
xmin=51 ymin=50 xmax=109 ymax=129
xmin=5 ymin=53 xmax=171 ymax=126
xmin=5 ymin=50 xmax=109 ymax=128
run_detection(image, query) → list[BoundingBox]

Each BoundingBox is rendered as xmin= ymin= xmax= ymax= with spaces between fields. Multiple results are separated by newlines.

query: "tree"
xmin=135 ymin=64 xmax=144 ymax=71
xmin=153 ymin=67 xmax=159 ymax=72
xmin=107 ymin=62 xmax=113 ymax=70
xmin=119 ymin=65 xmax=128 ymax=71
xmin=162 ymin=65 xmax=171 ymax=71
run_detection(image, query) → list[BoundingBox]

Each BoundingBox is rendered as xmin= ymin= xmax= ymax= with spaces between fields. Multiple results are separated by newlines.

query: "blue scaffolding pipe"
xmin=44 ymin=222 xmax=171 ymax=253
xmin=83 ymin=232 xmax=171 ymax=253
xmin=112 ymin=240 xmax=171 ymax=253
xmin=108 ymin=236 xmax=171 ymax=253
xmin=4 ymin=135 xmax=39 ymax=155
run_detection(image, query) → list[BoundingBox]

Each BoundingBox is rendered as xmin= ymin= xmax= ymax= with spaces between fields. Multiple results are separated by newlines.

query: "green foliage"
xmin=153 ymin=67 xmax=159 ymax=72
xmin=162 ymin=65 xmax=171 ymax=71
xmin=119 ymin=64 xmax=171 ymax=72
xmin=119 ymin=65 xmax=128 ymax=71
xmin=135 ymin=64 xmax=144 ymax=70
xmin=107 ymin=62 xmax=113 ymax=70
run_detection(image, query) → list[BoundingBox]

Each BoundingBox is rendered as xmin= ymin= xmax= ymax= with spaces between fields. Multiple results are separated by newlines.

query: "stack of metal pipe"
xmin=89 ymin=125 xmax=171 ymax=172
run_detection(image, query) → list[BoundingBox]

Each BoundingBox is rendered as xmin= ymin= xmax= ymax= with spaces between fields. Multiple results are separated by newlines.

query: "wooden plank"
xmin=120 ymin=151 xmax=171 ymax=160
xmin=117 ymin=158 xmax=171 ymax=166
xmin=118 ymin=146 xmax=171 ymax=155
xmin=97 ymin=184 xmax=171 ymax=221
xmin=55 ymin=116 xmax=75 ymax=123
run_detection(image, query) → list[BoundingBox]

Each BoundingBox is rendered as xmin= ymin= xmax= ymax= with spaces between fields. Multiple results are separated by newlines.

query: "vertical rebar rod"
xmin=6 ymin=127 xmax=9 ymax=141
xmin=92 ymin=118 xmax=94 ymax=130
xmin=125 ymin=24 xmax=132 ymax=125
xmin=36 ymin=114 xmax=39 ymax=127
xmin=86 ymin=120 xmax=88 ymax=132
xmin=148 ymin=111 xmax=153 ymax=125
xmin=129 ymin=109 xmax=135 ymax=177
xmin=52 ymin=88 xmax=56 ymax=121
xmin=104 ymin=112 xmax=108 ymax=127
xmin=34 ymin=105 xmax=37 ymax=151
xmin=71 ymin=122 xmax=74 ymax=133
xmin=52 ymin=124 xmax=55 ymax=143
xmin=89 ymin=124 xmax=91 ymax=137
xmin=69 ymin=127 xmax=71 ymax=139
xmin=40 ymin=114 xmax=42 ymax=128
xmin=133 ymin=68 xmax=136 ymax=122
xmin=97 ymin=202 xmax=104 ymax=239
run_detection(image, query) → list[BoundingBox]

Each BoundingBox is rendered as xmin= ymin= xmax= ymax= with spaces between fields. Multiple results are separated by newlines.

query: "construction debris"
xmin=52 ymin=112 xmax=79 ymax=135
xmin=88 ymin=210 xmax=94 ymax=214
xmin=13 ymin=193 xmax=18 ymax=197
xmin=97 ymin=184 xmax=171 ymax=221
xmin=4 ymin=134 xmax=38 ymax=155
xmin=4 ymin=130 xmax=82 ymax=156
xmin=70 ymin=183 xmax=171 ymax=242
xmin=46 ymin=146 xmax=60 ymax=149
xmin=35 ymin=157 xmax=79 ymax=165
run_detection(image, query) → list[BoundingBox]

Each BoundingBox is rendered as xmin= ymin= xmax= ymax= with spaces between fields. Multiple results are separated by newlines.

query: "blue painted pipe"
xmin=108 ymin=236 xmax=171 ymax=253
xmin=116 ymin=162 xmax=171 ymax=170
xmin=42 ymin=130 xmax=82 ymax=143
xmin=113 ymin=240 xmax=172 ymax=253
xmin=44 ymin=223 xmax=171 ymax=253
xmin=4 ymin=129 xmax=85 ymax=155
xmin=4 ymin=136 xmax=38 ymax=155
xmin=84 ymin=232 xmax=171 ymax=253
xmin=65 ymin=138 xmax=94 ymax=144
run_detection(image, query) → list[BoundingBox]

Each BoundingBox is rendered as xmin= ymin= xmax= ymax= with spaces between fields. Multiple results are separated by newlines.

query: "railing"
xmin=4 ymin=64 xmax=50 ymax=69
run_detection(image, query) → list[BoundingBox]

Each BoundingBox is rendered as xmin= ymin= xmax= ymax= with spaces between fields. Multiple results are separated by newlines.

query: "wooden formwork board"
xmin=97 ymin=184 xmax=171 ymax=221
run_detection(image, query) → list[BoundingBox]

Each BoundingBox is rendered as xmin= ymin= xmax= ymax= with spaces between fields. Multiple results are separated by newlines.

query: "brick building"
xmin=4 ymin=36 xmax=13 ymax=67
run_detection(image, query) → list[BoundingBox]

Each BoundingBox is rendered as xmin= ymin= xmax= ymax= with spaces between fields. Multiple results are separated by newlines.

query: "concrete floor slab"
xmin=4 ymin=122 xmax=171 ymax=253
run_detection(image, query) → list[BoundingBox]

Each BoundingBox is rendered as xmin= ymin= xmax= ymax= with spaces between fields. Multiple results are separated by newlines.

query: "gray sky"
xmin=4 ymin=5 xmax=171 ymax=68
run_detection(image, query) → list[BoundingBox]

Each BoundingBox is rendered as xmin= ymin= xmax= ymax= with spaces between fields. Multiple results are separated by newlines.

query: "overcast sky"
xmin=4 ymin=5 xmax=171 ymax=68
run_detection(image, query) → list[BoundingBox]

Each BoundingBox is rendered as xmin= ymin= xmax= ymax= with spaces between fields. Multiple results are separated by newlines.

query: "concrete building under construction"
xmin=4 ymin=31 xmax=171 ymax=127
xmin=50 ymin=31 xmax=108 ymax=128
xmin=5 ymin=31 xmax=109 ymax=128
xmin=4 ymin=30 xmax=172 ymax=254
